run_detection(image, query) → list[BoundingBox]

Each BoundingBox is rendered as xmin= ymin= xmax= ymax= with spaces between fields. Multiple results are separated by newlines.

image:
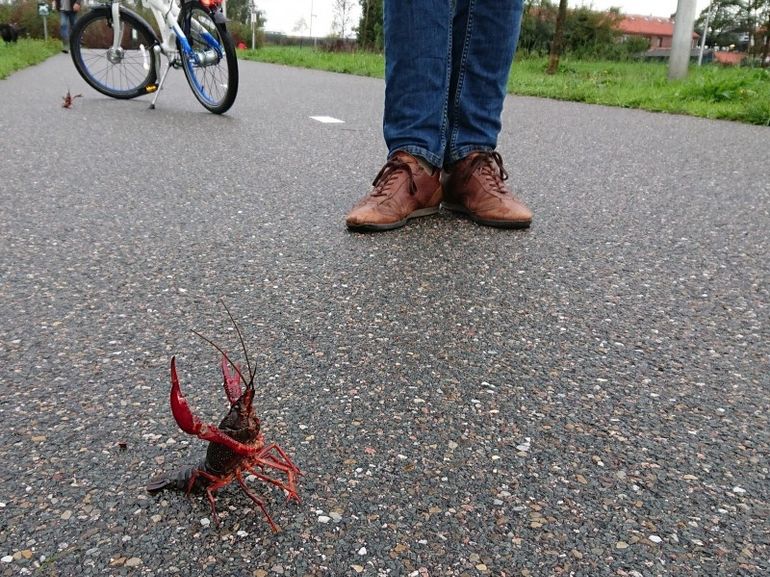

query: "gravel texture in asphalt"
xmin=0 ymin=55 xmax=768 ymax=577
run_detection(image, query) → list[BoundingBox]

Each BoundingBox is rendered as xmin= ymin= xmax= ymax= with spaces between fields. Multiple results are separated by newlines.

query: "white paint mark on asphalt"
xmin=310 ymin=115 xmax=345 ymax=124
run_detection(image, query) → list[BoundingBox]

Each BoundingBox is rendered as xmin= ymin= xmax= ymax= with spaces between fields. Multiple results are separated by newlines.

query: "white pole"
xmin=309 ymin=0 xmax=314 ymax=38
xmin=698 ymin=0 xmax=714 ymax=66
xmin=309 ymin=0 xmax=317 ymax=48
xmin=669 ymin=0 xmax=698 ymax=79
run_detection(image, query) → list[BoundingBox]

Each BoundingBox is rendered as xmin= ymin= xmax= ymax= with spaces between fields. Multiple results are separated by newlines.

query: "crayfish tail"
xmin=146 ymin=462 xmax=206 ymax=494
xmin=146 ymin=474 xmax=175 ymax=494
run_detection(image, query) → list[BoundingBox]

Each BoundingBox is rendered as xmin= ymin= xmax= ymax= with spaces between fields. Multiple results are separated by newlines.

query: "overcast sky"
xmin=255 ymin=1 xmax=713 ymax=36
xmin=575 ymin=1 xmax=711 ymax=18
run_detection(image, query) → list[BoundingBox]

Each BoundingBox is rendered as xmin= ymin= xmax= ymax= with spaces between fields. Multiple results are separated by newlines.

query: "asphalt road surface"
xmin=0 ymin=53 xmax=768 ymax=577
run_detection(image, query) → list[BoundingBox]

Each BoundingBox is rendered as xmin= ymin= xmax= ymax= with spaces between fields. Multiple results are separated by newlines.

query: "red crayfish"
xmin=62 ymin=89 xmax=82 ymax=109
xmin=147 ymin=306 xmax=301 ymax=532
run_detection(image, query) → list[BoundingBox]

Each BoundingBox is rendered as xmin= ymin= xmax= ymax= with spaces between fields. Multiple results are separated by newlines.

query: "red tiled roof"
xmin=617 ymin=15 xmax=675 ymax=36
xmin=714 ymin=51 xmax=747 ymax=65
xmin=617 ymin=15 xmax=698 ymax=39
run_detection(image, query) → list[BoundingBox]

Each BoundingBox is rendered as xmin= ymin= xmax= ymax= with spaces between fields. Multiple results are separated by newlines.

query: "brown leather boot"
xmin=443 ymin=151 xmax=532 ymax=229
xmin=346 ymin=151 xmax=443 ymax=231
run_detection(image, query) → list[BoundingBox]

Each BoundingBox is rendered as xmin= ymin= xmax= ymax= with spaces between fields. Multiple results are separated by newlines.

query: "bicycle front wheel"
xmin=178 ymin=2 xmax=238 ymax=114
xmin=70 ymin=7 xmax=158 ymax=100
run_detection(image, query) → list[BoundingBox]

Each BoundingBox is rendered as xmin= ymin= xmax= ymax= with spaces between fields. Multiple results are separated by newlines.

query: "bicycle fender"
xmin=179 ymin=0 xmax=226 ymax=25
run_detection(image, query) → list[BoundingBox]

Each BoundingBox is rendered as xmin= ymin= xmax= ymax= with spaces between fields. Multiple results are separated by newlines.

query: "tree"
xmin=332 ymin=0 xmax=356 ymax=38
xmin=564 ymin=7 xmax=623 ymax=58
xmin=696 ymin=0 xmax=745 ymax=49
xmin=546 ymin=0 xmax=568 ymax=73
xmin=226 ymin=0 xmax=264 ymax=26
xmin=739 ymin=0 xmax=770 ymax=59
xmin=519 ymin=1 xmax=557 ymax=56
xmin=519 ymin=1 xmax=648 ymax=60
xmin=293 ymin=17 xmax=309 ymax=35
xmin=695 ymin=0 xmax=770 ymax=60
xmin=759 ymin=1 xmax=770 ymax=63
xmin=357 ymin=0 xmax=384 ymax=50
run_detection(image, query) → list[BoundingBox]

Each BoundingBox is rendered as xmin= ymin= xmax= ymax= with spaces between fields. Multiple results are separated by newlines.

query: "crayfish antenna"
xmin=220 ymin=299 xmax=256 ymax=389
xmin=191 ymin=329 xmax=248 ymax=388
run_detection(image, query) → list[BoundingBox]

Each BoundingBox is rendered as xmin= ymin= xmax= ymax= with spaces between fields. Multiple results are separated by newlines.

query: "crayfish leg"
xmin=243 ymin=464 xmax=301 ymax=503
xmin=185 ymin=468 xmax=202 ymax=496
xmin=260 ymin=443 xmax=303 ymax=476
xmin=205 ymin=487 xmax=222 ymax=527
xmin=188 ymin=468 xmax=229 ymax=526
xmin=235 ymin=471 xmax=280 ymax=533
xmin=256 ymin=445 xmax=303 ymax=495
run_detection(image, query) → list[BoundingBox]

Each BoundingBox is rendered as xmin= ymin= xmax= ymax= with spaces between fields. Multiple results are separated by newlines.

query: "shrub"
xmin=678 ymin=68 xmax=760 ymax=103
xmin=1 ymin=1 xmax=60 ymax=41
xmin=227 ymin=20 xmax=263 ymax=49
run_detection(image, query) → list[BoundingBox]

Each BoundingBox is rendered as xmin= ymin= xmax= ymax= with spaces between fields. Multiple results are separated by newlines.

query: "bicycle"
xmin=68 ymin=0 xmax=238 ymax=114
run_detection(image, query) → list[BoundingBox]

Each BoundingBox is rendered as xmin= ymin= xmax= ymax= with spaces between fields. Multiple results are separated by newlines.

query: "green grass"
xmin=241 ymin=45 xmax=385 ymax=78
xmin=0 ymin=38 xmax=61 ymax=80
xmin=241 ymin=46 xmax=770 ymax=126
xmin=509 ymin=58 xmax=770 ymax=125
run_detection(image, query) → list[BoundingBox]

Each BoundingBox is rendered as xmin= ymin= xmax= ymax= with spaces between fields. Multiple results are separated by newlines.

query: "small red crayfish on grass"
xmin=146 ymin=304 xmax=301 ymax=532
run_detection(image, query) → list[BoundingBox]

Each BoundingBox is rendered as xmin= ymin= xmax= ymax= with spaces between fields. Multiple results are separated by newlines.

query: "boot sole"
xmin=442 ymin=202 xmax=531 ymax=229
xmin=346 ymin=206 xmax=440 ymax=232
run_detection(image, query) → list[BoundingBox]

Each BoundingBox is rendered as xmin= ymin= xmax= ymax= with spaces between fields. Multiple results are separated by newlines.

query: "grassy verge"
xmin=240 ymin=46 xmax=770 ymax=126
xmin=509 ymin=58 xmax=770 ymax=125
xmin=0 ymin=38 xmax=61 ymax=80
xmin=240 ymin=45 xmax=385 ymax=78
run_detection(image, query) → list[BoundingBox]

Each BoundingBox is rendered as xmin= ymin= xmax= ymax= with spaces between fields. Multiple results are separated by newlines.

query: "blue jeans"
xmin=60 ymin=11 xmax=77 ymax=44
xmin=383 ymin=0 xmax=524 ymax=169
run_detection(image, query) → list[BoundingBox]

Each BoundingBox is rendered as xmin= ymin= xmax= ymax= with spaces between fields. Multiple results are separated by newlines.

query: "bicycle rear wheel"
xmin=70 ymin=7 xmax=158 ymax=100
xmin=177 ymin=2 xmax=238 ymax=114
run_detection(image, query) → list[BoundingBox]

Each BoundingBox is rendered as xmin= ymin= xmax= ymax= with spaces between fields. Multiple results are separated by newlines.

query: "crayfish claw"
xmin=170 ymin=356 xmax=203 ymax=436
xmin=221 ymin=356 xmax=243 ymax=405
xmin=170 ymin=357 xmax=259 ymax=457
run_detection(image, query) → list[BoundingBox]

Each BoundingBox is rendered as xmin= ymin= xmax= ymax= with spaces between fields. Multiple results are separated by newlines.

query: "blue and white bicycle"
xmin=69 ymin=0 xmax=238 ymax=114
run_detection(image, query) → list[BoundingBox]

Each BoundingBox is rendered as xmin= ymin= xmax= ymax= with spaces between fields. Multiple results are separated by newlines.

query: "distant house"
xmin=616 ymin=15 xmax=699 ymax=49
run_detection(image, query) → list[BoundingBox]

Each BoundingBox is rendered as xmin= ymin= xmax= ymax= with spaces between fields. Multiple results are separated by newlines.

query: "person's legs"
xmin=444 ymin=0 xmax=524 ymax=167
xmin=60 ymin=11 xmax=75 ymax=47
xmin=346 ymin=0 xmax=451 ymax=231
xmin=441 ymin=0 xmax=532 ymax=228
xmin=382 ymin=0 xmax=453 ymax=169
xmin=60 ymin=12 xmax=68 ymax=45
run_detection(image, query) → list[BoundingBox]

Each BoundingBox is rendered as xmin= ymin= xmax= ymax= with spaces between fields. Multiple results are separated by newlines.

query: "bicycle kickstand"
xmin=149 ymin=44 xmax=170 ymax=110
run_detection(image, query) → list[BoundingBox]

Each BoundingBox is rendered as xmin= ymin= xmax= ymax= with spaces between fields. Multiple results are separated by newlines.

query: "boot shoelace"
xmin=371 ymin=157 xmax=417 ymax=197
xmin=464 ymin=151 xmax=509 ymax=195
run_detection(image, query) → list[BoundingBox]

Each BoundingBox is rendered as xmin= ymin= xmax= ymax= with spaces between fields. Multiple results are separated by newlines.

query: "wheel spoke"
xmin=179 ymin=3 xmax=237 ymax=113
xmin=72 ymin=9 xmax=156 ymax=98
